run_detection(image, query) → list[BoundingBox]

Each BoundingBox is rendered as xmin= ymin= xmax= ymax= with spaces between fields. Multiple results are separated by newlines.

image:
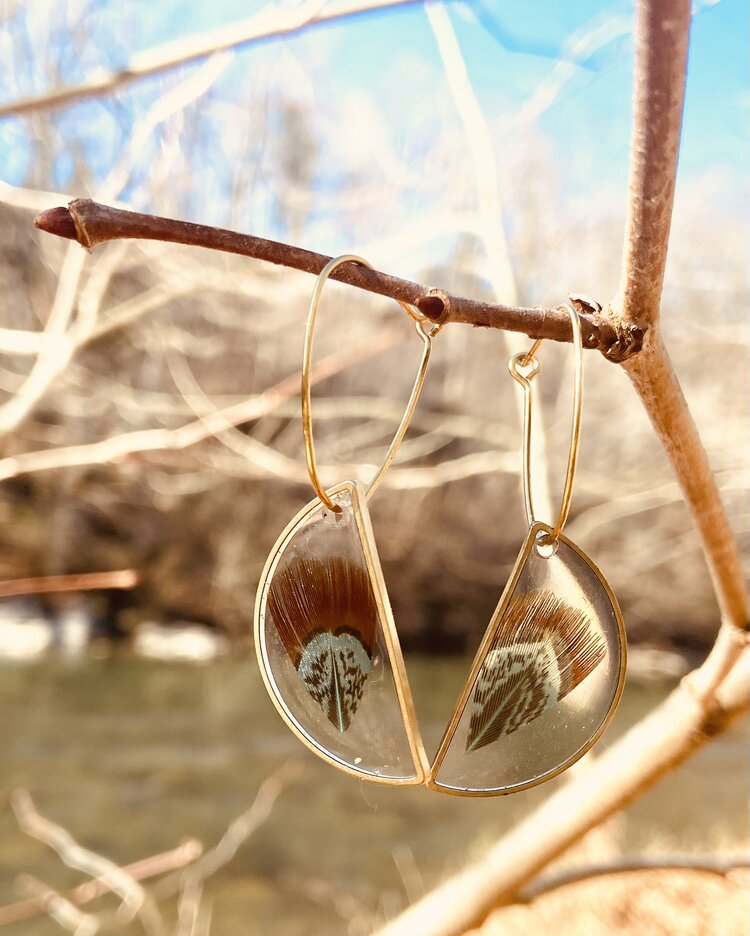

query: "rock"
xmin=133 ymin=621 xmax=229 ymax=662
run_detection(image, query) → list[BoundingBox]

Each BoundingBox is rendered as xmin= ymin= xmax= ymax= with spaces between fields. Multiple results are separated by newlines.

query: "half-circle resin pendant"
xmin=254 ymin=254 xmax=438 ymax=787
xmin=427 ymin=521 xmax=626 ymax=795
xmin=426 ymin=301 xmax=627 ymax=795
xmin=255 ymin=480 xmax=429 ymax=784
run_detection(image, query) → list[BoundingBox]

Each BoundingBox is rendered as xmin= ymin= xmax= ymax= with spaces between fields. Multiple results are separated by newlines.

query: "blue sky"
xmin=0 ymin=0 xmax=746 ymax=226
xmin=164 ymin=0 xmax=748 ymax=177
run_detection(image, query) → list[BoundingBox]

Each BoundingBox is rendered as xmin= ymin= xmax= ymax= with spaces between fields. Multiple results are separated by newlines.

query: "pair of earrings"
xmin=254 ymin=256 xmax=626 ymax=797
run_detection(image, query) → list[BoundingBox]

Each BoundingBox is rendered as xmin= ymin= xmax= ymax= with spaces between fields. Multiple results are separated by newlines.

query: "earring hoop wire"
xmin=508 ymin=301 xmax=583 ymax=543
xmin=301 ymin=254 xmax=440 ymax=513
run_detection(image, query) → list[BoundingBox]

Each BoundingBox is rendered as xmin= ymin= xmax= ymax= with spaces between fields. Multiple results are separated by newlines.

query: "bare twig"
xmin=0 ymin=55 xmax=231 ymax=443
xmin=33 ymin=199 xmax=642 ymax=358
xmin=174 ymin=877 xmax=205 ymax=936
xmin=14 ymin=876 xmax=100 ymax=936
xmin=154 ymin=762 xmax=300 ymax=898
xmin=3 ymin=768 xmax=295 ymax=932
xmin=520 ymin=853 xmax=750 ymax=902
xmin=0 ymin=570 xmax=138 ymax=599
xmin=0 ymin=842 xmax=201 ymax=929
xmin=11 ymin=790 xmax=164 ymax=935
xmin=0 ymin=329 xmax=402 ymax=482
xmin=0 ymin=0 xmax=426 ymax=120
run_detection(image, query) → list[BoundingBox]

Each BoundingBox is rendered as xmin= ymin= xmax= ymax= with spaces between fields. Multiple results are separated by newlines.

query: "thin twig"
xmin=0 ymin=0 xmax=426 ymax=120
xmin=0 ymin=570 xmax=138 ymax=599
xmin=0 ymin=54 xmax=230 ymax=444
xmin=153 ymin=762 xmax=300 ymax=898
xmin=11 ymin=791 xmax=164 ymax=936
xmin=14 ymin=876 xmax=100 ymax=936
xmin=0 ymin=842 xmax=202 ymax=928
xmin=33 ymin=199 xmax=642 ymax=358
xmin=0 ymin=328 xmax=402 ymax=482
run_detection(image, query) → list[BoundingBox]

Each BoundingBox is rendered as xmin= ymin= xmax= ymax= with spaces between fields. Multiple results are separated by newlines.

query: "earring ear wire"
xmin=508 ymin=301 xmax=583 ymax=542
xmin=301 ymin=254 xmax=440 ymax=512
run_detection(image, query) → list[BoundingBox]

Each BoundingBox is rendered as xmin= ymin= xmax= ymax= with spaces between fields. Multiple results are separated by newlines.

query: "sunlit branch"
xmin=0 ymin=842 xmax=201 ymax=928
xmin=34 ymin=199 xmax=643 ymax=359
xmin=0 ymin=570 xmax=138 ymax=599
xmin=612 ymin=0 xmax=749 ymax=658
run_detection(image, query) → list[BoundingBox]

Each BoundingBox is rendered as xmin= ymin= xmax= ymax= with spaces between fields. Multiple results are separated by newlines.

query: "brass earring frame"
xmin=509 ymin=302 xmax=583 ymax=543
xmin=255 ymin=255 xmax=439 ymax=786
xmin=301 ymin=254 xmax=440 ymax=512
xmin=426 ymin=302 xmax=627 ymax=796
xmin=255 ymin=479 xmax=431 ymax=785
xmin=427 ymin=519 xmax=627 ymax=795
xmin=256 ymin=284 xmax=624 ymax=795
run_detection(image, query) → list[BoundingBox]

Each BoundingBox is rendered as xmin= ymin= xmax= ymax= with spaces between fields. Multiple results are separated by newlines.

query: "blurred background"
xmin=0 ymin=1 xmax=748 ymax=934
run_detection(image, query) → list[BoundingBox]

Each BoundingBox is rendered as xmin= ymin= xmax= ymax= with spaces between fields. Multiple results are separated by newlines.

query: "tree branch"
xmin=0 ymin=842 xmax=201 ymax=928
xmin=33 ymin=199 xmax=642 ymax=358
xmin=11 ymin=790 xmax=163 ymax=934
xmin=611 ymin=0 xmax=748 ymax=654
xmin=373 ymin=650 xmax=750 ymax=936
xmin=0 ymin=570 xmax=138 ymax=599
xmin=614 ymin=0 xmax=690 ymax=328
xmin=0 ymin=0 xmax=427 ymax=120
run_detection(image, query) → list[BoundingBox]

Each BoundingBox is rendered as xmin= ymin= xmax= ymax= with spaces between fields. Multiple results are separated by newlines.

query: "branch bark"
xmin=611 ymin=0 xmax=749 ymax=653
xmin=33 ymin=200 xmax=642 ymax=358
xmin=0 ymin=570 xmax=138 ymax=599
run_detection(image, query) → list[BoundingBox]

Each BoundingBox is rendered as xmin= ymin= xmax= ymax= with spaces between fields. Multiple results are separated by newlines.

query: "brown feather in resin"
xmin=267 ymin=556 xmax=378 ymax=732
xmin=466 ymin=590 xmax=606 ymax=752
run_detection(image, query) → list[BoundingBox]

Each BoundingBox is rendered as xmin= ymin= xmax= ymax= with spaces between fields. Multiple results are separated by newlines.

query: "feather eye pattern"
xmin=466 ymin=590 xmax=606 ymax=752
xmin=267 ymin=556 xmax=378 ymax=733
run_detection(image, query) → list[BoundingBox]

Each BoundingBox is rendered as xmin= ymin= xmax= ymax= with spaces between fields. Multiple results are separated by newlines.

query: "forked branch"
xmin=614 ymin=0 xmax=748 ymax=656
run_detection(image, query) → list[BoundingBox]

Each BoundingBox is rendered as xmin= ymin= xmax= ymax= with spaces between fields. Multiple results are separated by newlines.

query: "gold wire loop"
xmin=301 ymin=255 xmax=437 ymax=512
xmin=511 ymin=302 xmax=583 ymax=543
xmin=508 ymin=351 xmax=541 ymax=385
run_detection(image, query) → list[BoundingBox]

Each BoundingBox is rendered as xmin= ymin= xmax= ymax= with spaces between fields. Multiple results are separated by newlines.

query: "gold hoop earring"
xmin=254 ymin=256 xmax=438 ymax=786
xmin=428 ymin=302 xmax=627 ymax=796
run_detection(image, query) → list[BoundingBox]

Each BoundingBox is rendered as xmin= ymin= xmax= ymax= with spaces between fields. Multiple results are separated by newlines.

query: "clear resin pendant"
xmin=429 ymin=521 xmax=626 ymax=795
xmin=255 ymin=481 xmax=428 ymax=784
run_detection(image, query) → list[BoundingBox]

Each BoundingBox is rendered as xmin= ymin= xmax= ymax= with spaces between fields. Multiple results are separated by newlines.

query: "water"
xmin=0 ymin=655 xmax=747 ymax=935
